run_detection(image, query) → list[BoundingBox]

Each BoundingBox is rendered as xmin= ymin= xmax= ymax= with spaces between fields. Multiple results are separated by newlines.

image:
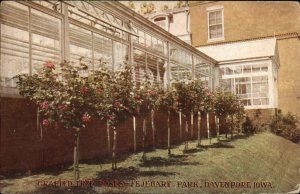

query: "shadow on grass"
xmin=219 ymin=133 xmax=254 ymax=143
xmin=1 ymin=152 xmax=130 ymax=181
xmin=96 ymin=166 xmax=176 ymax=181
xmin=139 ymin=156 xmax=200 ymax=167
xmin=0 ymin=163 xmax=74 ymax=180
xmin=169 ymin=154 xmax=189 ymax=158
xmin=182 ymin=148 xmax=205 ymax=154
xmin=197 ymin=142 xmax=234 ymax=149
xmin=81 ymin=152 xmax=130 ymax=165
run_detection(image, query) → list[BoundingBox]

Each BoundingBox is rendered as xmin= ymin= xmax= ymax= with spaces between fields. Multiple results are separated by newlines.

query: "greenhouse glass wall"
xmin=0 ymin=1 xmax=219 ymax=94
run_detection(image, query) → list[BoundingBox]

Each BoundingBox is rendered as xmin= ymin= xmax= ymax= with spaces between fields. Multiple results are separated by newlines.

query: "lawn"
xmin=1 ymin=132 xmax=300 ymax=194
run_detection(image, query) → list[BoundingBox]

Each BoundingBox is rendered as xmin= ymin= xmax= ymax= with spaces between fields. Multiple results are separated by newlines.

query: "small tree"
xmin=214 ymin=91 xmax=244 ymax=139
xmin=158 ymin=87 xmax=178 ymax=155
xmin=214 ymin=90 xmax=229 ymax=140
xmin=134 ymin=78 xmax=160 ymax=160
xmin=89 ymin=65 xmax=113 ymax=154
xmin=102 ymin=64 xmax=136 ymax=170
xmin=227 ymin=94 xmax=243 ymax=138
xmin=201 ymin=86 xmax=214 ymax=144
xmin=16 ymin=61 xmax=95 ymax=180
xmin=190 ymin=80 xmax=206 ymax=145
xmin=173 ymin=81 xmax=196 ymax=151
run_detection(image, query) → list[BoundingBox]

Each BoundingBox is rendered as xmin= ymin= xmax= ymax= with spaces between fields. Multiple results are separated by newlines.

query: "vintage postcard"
xmin=0 ymin=1 xmax=300 ymax=194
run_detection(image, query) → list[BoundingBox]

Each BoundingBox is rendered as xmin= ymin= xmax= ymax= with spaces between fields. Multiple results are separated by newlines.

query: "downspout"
xmin=186 ymin=9 xmax=191 ymax=44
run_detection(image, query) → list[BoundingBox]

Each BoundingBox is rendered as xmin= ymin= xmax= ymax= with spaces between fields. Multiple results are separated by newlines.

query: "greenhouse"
xmin=0 ymin=1 xmax=219 ymax=94
xmin=0 ymin=0 xmax=224 ymax=173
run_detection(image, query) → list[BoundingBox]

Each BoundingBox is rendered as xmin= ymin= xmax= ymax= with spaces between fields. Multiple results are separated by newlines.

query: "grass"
xmin=0 ymin=132 xmax=300 ymax=194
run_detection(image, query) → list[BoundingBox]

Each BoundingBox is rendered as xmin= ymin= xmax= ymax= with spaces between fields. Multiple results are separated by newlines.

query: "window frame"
xmin=220 ymin=60 xmax=275 ymax=109
xmin=154 ymin=17 xmax=167 ymax=30
xmin=207 ymin=8 xmax=224 ymax=42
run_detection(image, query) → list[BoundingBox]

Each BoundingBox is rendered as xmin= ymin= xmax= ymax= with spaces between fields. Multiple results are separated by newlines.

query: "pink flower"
xmin=40 ymin=101 xmax=49 ymax=110
xmin=96 ymin=88 xmax=103 ymax=94
xmin=42 ymin=119 xmax=50 ymax=127
xmin=44 ymin=61 xmax=55 ymax=69
xmin=107 ymin=115 xmax=113 ymax=121
xmin=81 ymin=114 xmax=91 ymax=123
xmin=80 ymin=87 xmax=88 ymax=94
xmin=150 ymin=91 xmax=156 ymax=96
xmin=58 ymin=104 xmax=68 ymax=111
xmin=114 ymin=101 xmax=121 ymax=108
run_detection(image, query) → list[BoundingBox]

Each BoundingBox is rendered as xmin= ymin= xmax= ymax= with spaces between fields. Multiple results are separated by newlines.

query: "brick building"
xmin=189 ymin=1 xmax=300 ymax=117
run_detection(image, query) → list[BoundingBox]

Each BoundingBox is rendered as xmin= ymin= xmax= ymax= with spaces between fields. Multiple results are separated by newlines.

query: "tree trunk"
xmin=167 ymin=110 xmax=171 ymax=156
xmin=179 ymin=112 xmax=182 ymax=140
xmin=133 ymin=117 xmax=136 ymax=153
xmin=225 ymin=116 xmax=228 ymax=139
xmin=184 ymin=119 xmax=189 ymax=151
xmin=191 ymin=112 xmax=194 ymax=139
xmin=231 ymin=115 xmax=234 ymax=139
xmin=37 ymin=107 xmax=40 ymax=134
xmin=74 ymin=128 xmax=80 ymax=180
xmin=112 ymin=129 xmax=117 ymax=170
xmin=216 ymin=116 xmax=220 ymax=141
xmin=107 ymin=122 xmax=110 ymax=154
xmin=207 ymin=113 xmax=211 ymax=144
xmin=151 ymin=110 xmax=155 ymax=150
xmin=142 ymin=118 xmax=147 ymax=160
xmin=197 ymin=112 xmax=201 ymax=146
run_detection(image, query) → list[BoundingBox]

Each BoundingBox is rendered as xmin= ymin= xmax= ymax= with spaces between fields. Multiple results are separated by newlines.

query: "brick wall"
xmin=0 ymin=97 xmax=218 ymax=173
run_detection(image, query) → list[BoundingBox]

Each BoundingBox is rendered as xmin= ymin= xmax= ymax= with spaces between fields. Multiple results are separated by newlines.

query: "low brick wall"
xmin=0 ymin=97 xmax=218 ymax=173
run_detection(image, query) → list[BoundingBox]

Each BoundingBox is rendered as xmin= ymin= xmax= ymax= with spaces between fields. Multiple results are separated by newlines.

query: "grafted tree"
xmin=158 ymin=87 xmax=178 ymax=155
xmin=16 ymin=61 xmax=95 ymax=180
xmin=134 ymin=78 xmax=160 ymax=160
xmin=173 ymin=81 xmax=196 ymax=151
xmin=98 ymin=64 xmax=136 ymax=170
xmin=190 ymin=80 xmax=206 ymax=146
xmin=214 ymin=90 xmax=245 ymax=139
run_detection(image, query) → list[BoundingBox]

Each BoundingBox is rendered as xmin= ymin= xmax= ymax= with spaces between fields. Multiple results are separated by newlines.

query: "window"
xmin=208 ymin=10 xmax=223 ymax=40
xmin=113 ymin=42 xmax=128 ymax=71
xmin=0 ymin=1 xmax=61 ymax=87
xmin=154 ymin=17 xmax=167 ymax=30
xmin=220 ymin=62 xmax=272 ymax=108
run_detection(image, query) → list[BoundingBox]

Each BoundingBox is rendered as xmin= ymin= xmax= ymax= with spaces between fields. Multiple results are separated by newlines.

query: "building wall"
xmin=0 ymin=97 xmax=217 ymax=173
xmin=147 ymin=8 xmax=191 ymax=44
xmin=190 ymin=1 xmax=300 ymax=46
xmin=169 ymin=11 xmax=191 ymax=44
xmin=277 ymin=38 xmax=300 ymax=116
xmin=190 ymin=1 xmax=300 ymax=116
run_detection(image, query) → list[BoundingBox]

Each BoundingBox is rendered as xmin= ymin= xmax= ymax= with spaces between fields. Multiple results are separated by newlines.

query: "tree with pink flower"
xmin=16 ymin=60 xmax=96 ymax=180
xmin=158 ymin=87 xmax=178 ymax=155
xmin=91 ymin=64 xmax=136 ymax=170
xmin=189 ymin=80 xmax=206 ymax=146
xmin=213 ymin=89 xmax=245 ymax=139
xmin=134 ymin=78 xmax=161 ymax=160
xmin=173 ymin=80 xmax=197 ymax=151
